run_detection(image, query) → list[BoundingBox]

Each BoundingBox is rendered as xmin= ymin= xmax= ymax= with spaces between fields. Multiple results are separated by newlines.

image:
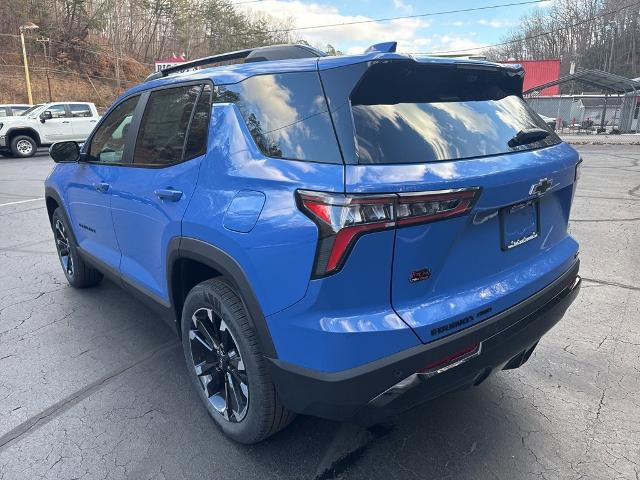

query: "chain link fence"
xmin=526 ymin=95 xmax=640 ymax=144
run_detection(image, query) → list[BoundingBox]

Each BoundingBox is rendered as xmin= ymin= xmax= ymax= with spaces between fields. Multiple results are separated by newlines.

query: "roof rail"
xmin=144 ymin=44 xmax=325 ymax=82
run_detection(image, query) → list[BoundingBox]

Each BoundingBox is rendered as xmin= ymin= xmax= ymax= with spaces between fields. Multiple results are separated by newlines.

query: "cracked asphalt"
xmin=0 ymin=145 xmax=638 ymax=480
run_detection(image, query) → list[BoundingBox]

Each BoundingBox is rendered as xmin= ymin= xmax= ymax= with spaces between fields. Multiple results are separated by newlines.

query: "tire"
xmin=10 ymin=135 xmax=37 ymax=158
xmin=181 ymin=278 xmax=295 ymax=444
xmin=51 ymin=208 xmax=103 ymax=288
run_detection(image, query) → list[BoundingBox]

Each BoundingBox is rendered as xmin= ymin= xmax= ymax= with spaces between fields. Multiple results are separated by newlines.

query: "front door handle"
xmin=95 ymin=182 xmax=110 ymax=193
xmin=154 ymin=188 xmax=183 ymax=202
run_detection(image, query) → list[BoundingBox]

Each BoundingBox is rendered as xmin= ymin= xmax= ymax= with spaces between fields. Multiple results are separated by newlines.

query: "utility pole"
xmin=37 ymin=37 xmax=52 ymax=102
xmin=19 ymin=22 xmax=39 ymax=104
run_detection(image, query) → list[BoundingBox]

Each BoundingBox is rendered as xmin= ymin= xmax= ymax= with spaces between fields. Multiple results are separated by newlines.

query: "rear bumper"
xmin=268 ymin=259 xmax=580 ymax=423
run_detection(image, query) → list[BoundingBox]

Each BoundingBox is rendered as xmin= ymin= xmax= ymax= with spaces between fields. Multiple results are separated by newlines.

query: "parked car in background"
xmin=0 ymin=102 xmax=99 ymax=158
xmin=0 ymin=104 xmax=32 ymax=117
xmin=45 ymin=43 xmax=581 ymax=444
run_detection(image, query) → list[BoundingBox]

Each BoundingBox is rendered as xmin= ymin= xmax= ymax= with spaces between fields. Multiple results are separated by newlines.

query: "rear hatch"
xmin=319 ymin=57 xmax=580 ymax=343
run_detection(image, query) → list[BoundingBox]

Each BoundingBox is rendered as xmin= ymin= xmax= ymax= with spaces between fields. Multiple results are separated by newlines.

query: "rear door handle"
xmin=62 ymin=121 xmax=70 ymax=124
xmin=89 ymin=120 xmax=97 ymax=123
xmin=95 ymin=182 xmax=110 ymax=193
xmin=154 ymin=188 xmax=183 ymax=202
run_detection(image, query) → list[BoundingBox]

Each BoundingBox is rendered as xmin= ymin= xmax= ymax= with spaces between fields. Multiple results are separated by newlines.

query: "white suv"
xmin=0 ymin=102 xmax=100 ymax=158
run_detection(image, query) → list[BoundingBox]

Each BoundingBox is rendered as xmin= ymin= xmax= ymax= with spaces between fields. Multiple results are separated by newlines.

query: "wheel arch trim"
xmin=168 ymin=237 xmax=277 ymax=359
xmin=6 ymin=127 xmax=42 ymax=147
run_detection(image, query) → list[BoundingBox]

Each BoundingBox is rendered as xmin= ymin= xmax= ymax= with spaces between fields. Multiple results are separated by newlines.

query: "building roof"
xmin=525 ymin=69 xmax=640 ymax=95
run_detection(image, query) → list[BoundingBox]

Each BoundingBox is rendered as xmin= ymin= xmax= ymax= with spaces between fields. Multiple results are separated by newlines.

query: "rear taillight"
xmin=297 ymin=187 xmax=480 ymax=277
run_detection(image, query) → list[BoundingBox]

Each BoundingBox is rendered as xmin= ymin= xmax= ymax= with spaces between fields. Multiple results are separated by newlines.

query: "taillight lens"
xmin=297 ymin=187 xmax=480 ymax=277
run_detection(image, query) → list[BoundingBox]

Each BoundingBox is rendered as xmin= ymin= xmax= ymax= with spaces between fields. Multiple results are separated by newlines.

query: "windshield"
xmin=20 ymin=105 xmax=43 ymax=116
xmin=22 ymin=104 xmax=47 ymax=118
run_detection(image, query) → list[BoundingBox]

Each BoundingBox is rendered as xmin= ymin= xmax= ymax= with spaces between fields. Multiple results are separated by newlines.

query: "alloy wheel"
xmin=54 ymin=219 xmax=73 ymax=276
xmin=16 ymin=139 xmax=33 ymax=155
xmin=188 ymin=307 xmax=249 ymax=422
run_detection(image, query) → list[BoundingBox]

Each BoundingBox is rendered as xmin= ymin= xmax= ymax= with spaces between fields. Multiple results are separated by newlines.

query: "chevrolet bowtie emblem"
xmin=529 ymin=178 xmax=553 ymax=196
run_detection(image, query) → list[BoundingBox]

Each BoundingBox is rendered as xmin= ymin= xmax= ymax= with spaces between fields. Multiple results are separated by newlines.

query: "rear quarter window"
xmin=213 ymin=72 xmax=342 ymax=163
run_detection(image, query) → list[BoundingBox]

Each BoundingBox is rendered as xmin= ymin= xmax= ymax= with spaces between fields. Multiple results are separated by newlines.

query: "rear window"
xmin=351 ymin=63 xmax=560 ymax=164
xmin=213 ymin=72 xmax=341 ymax=163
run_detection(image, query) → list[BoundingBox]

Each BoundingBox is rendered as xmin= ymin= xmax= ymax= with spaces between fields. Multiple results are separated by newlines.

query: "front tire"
xmin=181 ymin=278 xmax=295 ymax=444
xmin=51 ymin=208 xmax=103 ymax=288
xmin=10 ymin=135 xmax=37 ymax=158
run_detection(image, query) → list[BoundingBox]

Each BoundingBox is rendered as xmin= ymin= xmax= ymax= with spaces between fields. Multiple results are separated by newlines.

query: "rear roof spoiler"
xmin=145 ymin=44 xmax=326 ymax=82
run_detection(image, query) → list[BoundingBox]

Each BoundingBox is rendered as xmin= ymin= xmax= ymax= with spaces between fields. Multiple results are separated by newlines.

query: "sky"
xmin=231 ymin=0 xmax=553 ymax=55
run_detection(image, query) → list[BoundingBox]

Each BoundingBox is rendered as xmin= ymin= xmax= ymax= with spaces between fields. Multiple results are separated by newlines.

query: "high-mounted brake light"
xmin=297 ymin=187 xmax=480 ymax=277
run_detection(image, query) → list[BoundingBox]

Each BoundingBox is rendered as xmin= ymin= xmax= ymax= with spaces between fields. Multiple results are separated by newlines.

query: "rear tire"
xmin=181 ymin=278 xmax=295 ymax=444
xmin=51 ymin=208 xmax=103 ymax=288
xmin=10 ymin=135 xmax=37 ymax=158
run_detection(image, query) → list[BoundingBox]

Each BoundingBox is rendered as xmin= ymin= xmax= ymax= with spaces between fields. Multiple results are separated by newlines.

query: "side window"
xmin=213 ymin=72 xmax=341 ymax=163
xmin=12 ymin=106 xmax=29 ymax=115
xmin=184 ymin=84 xmax=212 ymax=160
xmin=88 ymin=95 xmax=140 ymax=164
xmin=47 ymin=104 xmax=68 ymax=118
xmin=69 ymin=104 xmax=92 ymax=117
xmin=0 ymin=107 xmax=8 ymax=117
xmin=133 ymin=85 xmax=200 ymax=166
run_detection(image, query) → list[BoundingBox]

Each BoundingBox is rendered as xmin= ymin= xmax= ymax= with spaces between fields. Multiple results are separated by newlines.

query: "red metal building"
xmin=499 ymin=59 xmax=561 ymax=96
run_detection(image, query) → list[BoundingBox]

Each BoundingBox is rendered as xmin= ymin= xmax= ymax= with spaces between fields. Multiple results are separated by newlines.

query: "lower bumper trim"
xmin=267 ymin=261 xmax=581 ymax=422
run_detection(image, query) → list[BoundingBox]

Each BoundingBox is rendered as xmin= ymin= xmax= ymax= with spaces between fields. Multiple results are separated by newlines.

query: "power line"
xmin=407 ymin=0 xmax=640 ymax=55
xmin=0 ymin=0 xmax=551 ymax=63
xmin=112 ymin=0 xmax=551 ymax=46
xmin=232 ymin=0 xmax=550 ymax=34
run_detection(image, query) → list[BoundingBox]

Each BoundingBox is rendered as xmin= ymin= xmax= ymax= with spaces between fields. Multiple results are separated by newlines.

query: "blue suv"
xmin=45 ymin=43 xmax=581 ymax=443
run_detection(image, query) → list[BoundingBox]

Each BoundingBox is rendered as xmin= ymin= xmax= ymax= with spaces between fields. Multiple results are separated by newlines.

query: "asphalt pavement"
xmin=0 ymin=146 xmax=638 ymax=480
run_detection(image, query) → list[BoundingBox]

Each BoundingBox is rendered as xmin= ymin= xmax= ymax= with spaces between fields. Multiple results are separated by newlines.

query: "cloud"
xmin=232 ymin=0 xmax=486 ymax=55
xmin=233 ymin=0 xmax=431 ymax=52
xmin=393 ymin=0 xmax=413 ymax=13
xmin=477 ymin=18 xmax=514 ymax=28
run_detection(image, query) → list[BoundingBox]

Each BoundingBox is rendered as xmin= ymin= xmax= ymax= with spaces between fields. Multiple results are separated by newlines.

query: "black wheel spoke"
xmin=194 ymin=360 xmax=217 ymax=377
xmin=189 ymin=329 xmax=214 ymax=352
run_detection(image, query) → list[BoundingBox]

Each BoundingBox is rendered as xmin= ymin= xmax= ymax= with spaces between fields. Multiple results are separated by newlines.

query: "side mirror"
xmin=49 ymin=141 xmax=80 ymax=163
xmin=40 ymin=110 xmax=52 ymax=123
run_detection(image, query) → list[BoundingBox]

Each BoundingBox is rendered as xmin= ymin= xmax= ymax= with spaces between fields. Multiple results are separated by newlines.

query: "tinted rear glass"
xmin=351 ymin=63 xmax=560 ymax=164
xmin=213 ymin=72 xmax=341 ymax=163
xmin=133 ymin=85 xmax=200 ymax=166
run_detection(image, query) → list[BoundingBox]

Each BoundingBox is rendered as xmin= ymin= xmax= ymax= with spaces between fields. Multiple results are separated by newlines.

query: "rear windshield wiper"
xmin=508 ymin=128 xmax=550 ymax=148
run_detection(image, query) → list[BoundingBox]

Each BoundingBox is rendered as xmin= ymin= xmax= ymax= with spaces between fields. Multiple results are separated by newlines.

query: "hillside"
xmin=0 ymin=0 xmax=295 ymax=110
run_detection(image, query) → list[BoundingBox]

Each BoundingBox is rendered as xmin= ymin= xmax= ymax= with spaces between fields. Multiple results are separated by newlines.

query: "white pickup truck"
xmin=0 ymin=102 xmax=100 ymax=158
